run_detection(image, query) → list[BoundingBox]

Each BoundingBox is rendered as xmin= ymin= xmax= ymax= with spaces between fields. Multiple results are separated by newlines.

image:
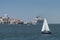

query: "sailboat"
xmin=41 ymin=18 xmax=51 ymax=34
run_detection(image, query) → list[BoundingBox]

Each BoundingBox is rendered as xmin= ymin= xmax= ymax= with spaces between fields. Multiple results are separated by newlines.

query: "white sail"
xmin=41 ymin=18 xmax=50 ymax=32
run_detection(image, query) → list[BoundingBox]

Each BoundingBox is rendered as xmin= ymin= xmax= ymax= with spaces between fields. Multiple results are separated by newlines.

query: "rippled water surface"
xmin=0 ymin=24 xmax=60 ymax=40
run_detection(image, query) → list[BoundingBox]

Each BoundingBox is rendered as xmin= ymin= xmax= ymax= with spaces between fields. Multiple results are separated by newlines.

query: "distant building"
xmin=0 ymin=14 xmax=44 ymax=25
xmin=32 ymin=16 xmax=43 ymax=25
xmin=2 ymin=14 xmax=9 ymax=24
xmin=0 ymin=17 xmax=3 ymax=24
xmin=9 ymin=19 xmax=24 ymax=24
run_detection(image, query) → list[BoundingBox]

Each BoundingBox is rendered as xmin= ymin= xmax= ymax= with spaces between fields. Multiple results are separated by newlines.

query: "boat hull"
xmin=41 ymin=31 xmax=51 ymax=34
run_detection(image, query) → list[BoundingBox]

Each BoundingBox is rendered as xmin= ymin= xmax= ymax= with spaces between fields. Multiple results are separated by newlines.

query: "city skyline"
xmin=0 ymin=0 xmax=60 ymax=24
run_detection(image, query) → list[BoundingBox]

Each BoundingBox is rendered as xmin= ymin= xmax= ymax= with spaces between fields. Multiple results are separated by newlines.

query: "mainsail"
xmin=41 ymin=18 xmax=50 ymax=32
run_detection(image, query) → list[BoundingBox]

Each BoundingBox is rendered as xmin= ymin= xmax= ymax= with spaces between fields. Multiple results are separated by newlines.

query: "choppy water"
xmin=0 ymin=24 xmax=60 ymax=40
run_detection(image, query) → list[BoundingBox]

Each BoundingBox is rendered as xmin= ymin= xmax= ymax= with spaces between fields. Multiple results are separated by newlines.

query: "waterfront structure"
xmin=0 ymin=14 xmax=24 ymax=24
xmin=32 ymin=16 xmax=43 ymax=25
xmin=0 ymin=14 xmax=9 ymax=24
xmin=0 ymin=14 xmax=44 ymax=25
xmin=0 ymin=14 xmax=45 ymax=34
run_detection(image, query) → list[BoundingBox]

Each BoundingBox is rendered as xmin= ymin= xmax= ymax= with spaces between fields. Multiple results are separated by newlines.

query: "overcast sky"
xmin=0 ymin=0 xmax=60 ymax=24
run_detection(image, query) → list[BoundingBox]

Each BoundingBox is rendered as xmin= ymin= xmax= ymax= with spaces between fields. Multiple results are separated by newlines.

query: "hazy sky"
xmin=0 ymin=0 xmax=60 ymax=24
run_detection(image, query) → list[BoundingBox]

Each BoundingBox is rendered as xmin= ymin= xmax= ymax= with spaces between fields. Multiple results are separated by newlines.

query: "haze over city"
xmin=0 ymin=0 xmax=60 ymax=24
